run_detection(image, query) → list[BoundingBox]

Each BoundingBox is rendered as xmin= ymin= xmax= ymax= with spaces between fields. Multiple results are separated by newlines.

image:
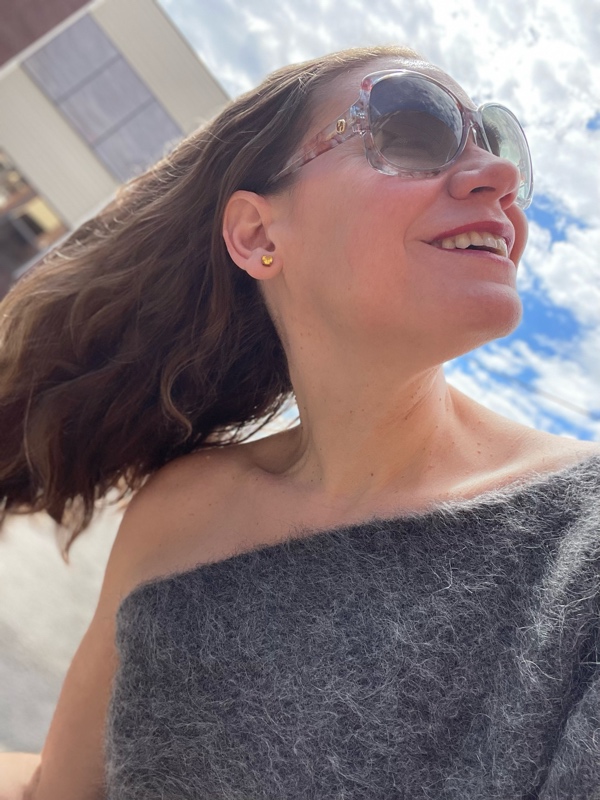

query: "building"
xmin=0 ymin=0 xmax=229 ymax=297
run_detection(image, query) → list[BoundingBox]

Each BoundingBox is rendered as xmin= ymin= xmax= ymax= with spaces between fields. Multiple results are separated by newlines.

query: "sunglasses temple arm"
xmin=272 ymin=107 xmax=359 ymax=182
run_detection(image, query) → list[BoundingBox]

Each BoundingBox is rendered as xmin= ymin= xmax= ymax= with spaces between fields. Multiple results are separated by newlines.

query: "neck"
xmin=281 ymin=364 xmax=526 ymax=510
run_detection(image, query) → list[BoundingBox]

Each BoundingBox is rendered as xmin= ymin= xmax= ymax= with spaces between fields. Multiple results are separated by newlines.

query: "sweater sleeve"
xmin=539 ymin=647 xmax=600 ymax=800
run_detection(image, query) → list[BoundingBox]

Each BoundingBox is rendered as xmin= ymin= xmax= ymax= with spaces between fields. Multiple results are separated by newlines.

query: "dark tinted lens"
xmin=369 ymin=75 xmax=463 ymax=170
xmin=481 ymin=117 xmax=502 ymax=156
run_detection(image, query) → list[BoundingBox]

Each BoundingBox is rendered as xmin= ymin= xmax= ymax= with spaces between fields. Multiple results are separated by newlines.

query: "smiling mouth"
xmin=429 ymin=230 xmax=509 ymax=258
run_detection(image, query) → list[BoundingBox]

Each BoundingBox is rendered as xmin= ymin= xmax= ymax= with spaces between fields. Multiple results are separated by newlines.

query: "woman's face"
xmin=265 ymin=59 xmax=529 ymax=370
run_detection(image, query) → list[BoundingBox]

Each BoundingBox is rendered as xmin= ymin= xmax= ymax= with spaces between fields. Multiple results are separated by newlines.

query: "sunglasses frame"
xmin=272 ymin=69 xmax=533 ymax=209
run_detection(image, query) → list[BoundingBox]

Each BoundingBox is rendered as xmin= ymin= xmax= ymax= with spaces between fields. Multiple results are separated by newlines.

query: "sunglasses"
xmin=273 ymin=69 xmax=533 ymax=209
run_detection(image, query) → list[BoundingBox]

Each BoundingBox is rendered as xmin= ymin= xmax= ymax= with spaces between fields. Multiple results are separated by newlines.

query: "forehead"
xmin=310 ymin=58 xmax=475 ymax=131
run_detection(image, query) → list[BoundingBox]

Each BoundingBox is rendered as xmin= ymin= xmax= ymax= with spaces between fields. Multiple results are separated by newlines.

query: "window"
xmin=23 ymin=15 xmax=183 ymax=182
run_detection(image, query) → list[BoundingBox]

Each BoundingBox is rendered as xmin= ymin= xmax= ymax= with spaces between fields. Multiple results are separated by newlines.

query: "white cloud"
xmin=528 ymin=223 xmax=600 ymax=327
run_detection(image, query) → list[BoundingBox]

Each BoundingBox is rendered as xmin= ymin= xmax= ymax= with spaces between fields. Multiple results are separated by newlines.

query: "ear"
xmin=222 ymin=190 xmax=281 ymax=280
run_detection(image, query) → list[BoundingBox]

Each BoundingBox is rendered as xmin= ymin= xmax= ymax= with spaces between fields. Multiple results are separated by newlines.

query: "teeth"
xmin=434 ymin=230 xmax=508 ymax=256
xmin=454 ymin=233 xmax=472 ymax=249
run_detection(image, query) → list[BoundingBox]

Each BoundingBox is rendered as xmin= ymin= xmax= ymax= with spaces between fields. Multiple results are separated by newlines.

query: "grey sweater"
xmin=104 ymin=455 xmax=600 ymax=799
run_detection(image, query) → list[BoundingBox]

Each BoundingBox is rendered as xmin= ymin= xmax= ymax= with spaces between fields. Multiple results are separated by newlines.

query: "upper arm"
xmin=30 ymin=496 xmax=148 ymax=800
xmin=31 ymin=447 xmax=243 ymax=800
xmin=32 ymin=610 xmax=117 ymax=799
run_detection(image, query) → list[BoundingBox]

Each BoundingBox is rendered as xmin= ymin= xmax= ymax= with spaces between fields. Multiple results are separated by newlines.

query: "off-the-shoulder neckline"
xmin=118 ymin=452 xmax=600 ymax=612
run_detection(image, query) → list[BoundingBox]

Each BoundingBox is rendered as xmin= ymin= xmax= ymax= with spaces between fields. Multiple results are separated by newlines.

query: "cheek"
xmin=281 ymin=167 xmax=437 ymax=326
xmin=337 ymin=179 xmax=422 ymax=291
xmin=508 ymin=206 xmax=528 ymax=264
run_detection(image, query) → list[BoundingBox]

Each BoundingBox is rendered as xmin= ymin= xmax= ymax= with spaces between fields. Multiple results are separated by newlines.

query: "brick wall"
xmin=0 ymin=0 xmax=90 ymax=66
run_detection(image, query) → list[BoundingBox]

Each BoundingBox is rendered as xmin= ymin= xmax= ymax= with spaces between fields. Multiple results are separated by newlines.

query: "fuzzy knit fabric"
xmin=104 ymin=454 xmax=600 ymax=800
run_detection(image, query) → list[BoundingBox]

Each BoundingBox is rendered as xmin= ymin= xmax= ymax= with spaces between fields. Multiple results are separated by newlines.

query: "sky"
xmin=158 ymin=0 xmax=600 ymax=440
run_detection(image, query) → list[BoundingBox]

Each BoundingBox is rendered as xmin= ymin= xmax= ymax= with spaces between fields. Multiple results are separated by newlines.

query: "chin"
xmin=463 ymin=288 xmax=523 ymax=346
xmin=427 ymin=286 xmax=522 ymax=358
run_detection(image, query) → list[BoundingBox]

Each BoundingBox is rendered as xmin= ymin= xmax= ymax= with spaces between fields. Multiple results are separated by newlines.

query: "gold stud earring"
xmin=261 ymin=255 xmax=274 ymax=266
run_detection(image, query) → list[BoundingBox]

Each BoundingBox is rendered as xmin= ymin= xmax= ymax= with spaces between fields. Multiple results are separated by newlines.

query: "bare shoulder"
xmin=519 ymin=430 xmax=600 ymax=470
xmin=492 ymin=430 xmax=600 ymax=497
xmin=444 ymin=391 xmax=600 ymax=501
xmin=112 ymin=443 xmax=258 ymax=596
xmin=106 ymin=425 xmax=304 ymax=600
xmin=455 ymin=389 xmax=600 ymax=476
xmin=127 ymin=425 xmax=299 ymax=514
xmin=125 ymin=444 xmax=250 ymax=523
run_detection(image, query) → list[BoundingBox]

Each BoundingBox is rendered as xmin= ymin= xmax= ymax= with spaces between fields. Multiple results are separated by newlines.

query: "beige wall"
xmin=0 ymin=64 xmax=118 ymax=228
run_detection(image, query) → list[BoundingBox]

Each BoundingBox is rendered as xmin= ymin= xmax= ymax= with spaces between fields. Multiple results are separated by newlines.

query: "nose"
xmin=447 ymin=132 xmax=521 ymax=209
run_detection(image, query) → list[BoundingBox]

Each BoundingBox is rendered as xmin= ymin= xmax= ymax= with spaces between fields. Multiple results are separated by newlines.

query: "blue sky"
xmin=158 ymin=0 xmax=600 ymax=441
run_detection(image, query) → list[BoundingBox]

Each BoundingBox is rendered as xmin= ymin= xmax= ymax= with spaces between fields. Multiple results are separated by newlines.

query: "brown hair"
xmin=0 ymin=44 xmax=421 ymax=560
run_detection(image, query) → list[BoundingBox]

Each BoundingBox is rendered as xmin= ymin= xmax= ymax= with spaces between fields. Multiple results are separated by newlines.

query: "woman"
xmin=1 ymin=45 xmax=599 ymax=799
